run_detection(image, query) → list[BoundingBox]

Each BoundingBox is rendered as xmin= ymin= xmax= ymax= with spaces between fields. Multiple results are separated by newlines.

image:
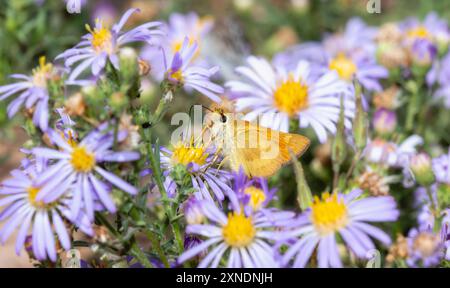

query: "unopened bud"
xmin=410 ymin=153 xmax=435 ymax=186
xmin=373 ymin=108 xmax=397 ymax=135
xmin=119 ymin=47 xmax=138 ymax=81
xmin=332 ymin=96 xmax=348 ymax=167
xmin=353 ymin=82 xmax=367 ymax=151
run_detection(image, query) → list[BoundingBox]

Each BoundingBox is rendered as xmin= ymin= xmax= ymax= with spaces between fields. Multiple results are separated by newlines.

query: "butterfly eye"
xmin=220 ymin=114 xmax=227 ymax=123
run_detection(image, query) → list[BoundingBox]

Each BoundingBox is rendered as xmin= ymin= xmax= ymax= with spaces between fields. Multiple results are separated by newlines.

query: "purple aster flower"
xmin=141 ymin=12 xmax=213 ymax=81
xmin=274 ymin=18 xmax=387 ymax=93
xmin=56 ymin=8 xmax=164 ymax=85
xmin=0 ymin=57 xmax=58 ymax=131
xmin=226 ymin=57 xmax=354 ymax=143
xmin=282 ymin=189 xmax=399 ymax=268
xmin=401 ymin=12 xmax=450 ymax=51
xmin=232 ymin=168 xmax=276 ymax=213
xmin=406 ymin=228 xmax=444 ymax=267
xmin=432 ymin=148 xmax=450 ymax=184
xmin=177 ymin=199 xmax=294 ymax=268
xmin=159 ymin=139 xmax=235 ymax=204
xmin=31 ymin=124 xmax=140 ymax=221
xmin=0 ymin=157 xmax=93 ymax=262
xmin=323 ymin=17 xmax=378 ymax=61
xmin=163 ymin=37 xmax=224 ymax=103
xmin=327 ymin=52 xmax=388 ymax=92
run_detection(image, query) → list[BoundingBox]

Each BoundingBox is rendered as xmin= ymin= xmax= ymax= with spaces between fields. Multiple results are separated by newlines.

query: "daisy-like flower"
xmin=56 ymin=8 xmax=164 ymax=85
xmin=322 ymin=18 xmax=378 ymax=61
xmin=31 ymin=124 xmax=139 ymax=221
xmin=401 ymin=12 xmax=450 ymax=55
xmin=177 ymin=199 xmax=294 ymax=268
xmin=226 ymin=57 xmax=354 ymax=143
xmin=164 ymin=37 xmax=223 ymax=103
xmin=232 ymin=168 xmax=276 ymax=213
xmin=327 ymin=52 xmax=388 ymax=92
xmin=274 ymin=19 xmax=387 ymax=92
xmin=159 ymin=138 xmax=234 ymax=203
xmin=432 ymin=148 xmax=450 ymax=184
xmin=282 ymin=189 xmax=399 ymax=268
xmin=0 ymin=56 xmax=58 ymax=131
xmin=406 ymin=228 xmax=444 ymax=267
xmin=0 ymin=157 xmax=93 ymax=262
xmin=142 ymin=12 xmax=213 ymax=80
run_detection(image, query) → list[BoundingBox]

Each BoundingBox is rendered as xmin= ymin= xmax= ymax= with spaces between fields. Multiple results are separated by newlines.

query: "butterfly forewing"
xmin=227 ymin=119 xmax=310 ymax=177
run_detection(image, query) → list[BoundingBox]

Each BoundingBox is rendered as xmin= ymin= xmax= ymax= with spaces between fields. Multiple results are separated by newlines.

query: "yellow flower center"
xmin=169 ymin=69 xmax=184 ymax=83
xmin=71 ymin=146 xmax=96 ymax=173
xmin=310 ymin=193 xmax=348 ymax=235
xmin=273 ymin=75 xmax=309 ymax=116
xmin=407 ymin=26 xmax=430 ymax=40
xmin=329 ymin=53 xmax=357 ymax=81
xmin=171 ymin=142 xmax=208 ymax=167
xmin=27 ymin=186 xmax=45 ymax=208
xmin=86 ymin=20 xmax=113 ymax=54
xmin=244 ymin=186 xmax=266 ymax=210
xmin=222 ymin=212 xmax=256 ymax=247
xmin=32 ymin=56 xmax=53 ymax=88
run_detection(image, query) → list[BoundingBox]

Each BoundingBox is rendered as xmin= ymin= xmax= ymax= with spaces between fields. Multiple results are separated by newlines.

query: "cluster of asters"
xmin=1 ymin=7 xmax=450 ymax=268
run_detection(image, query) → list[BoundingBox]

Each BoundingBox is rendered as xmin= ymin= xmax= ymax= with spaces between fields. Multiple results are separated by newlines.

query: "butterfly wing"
xmin=227 ymin=119 xmax=310 ymax=177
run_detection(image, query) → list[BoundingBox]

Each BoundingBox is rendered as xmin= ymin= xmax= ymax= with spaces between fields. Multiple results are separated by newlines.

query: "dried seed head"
xmin=357 ymin=170 xmax=390 ymax=196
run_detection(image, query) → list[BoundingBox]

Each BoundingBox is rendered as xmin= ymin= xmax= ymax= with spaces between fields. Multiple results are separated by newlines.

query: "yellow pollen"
xmin=244 ymin=186 xmax=266 ymax=211
xmin=222 ymin=212 xmax=256 ymax=247
xmin=86 ymin=20 xmax=113 ymax=53
xmin=171 ymin=143 xmax=208 ymax=166
xmin=27 ymin=187 xmax=45 ymax=208
xmin=32 ymin=56 xmax=53 ymax=87
xmin=310 ymin=193 xmax=348 ymax=235
xmin=273 ymin=75 xmax=309 ymax=116
xmin=329 ymin=53 xmax=357 ymax=81
xmin=71 ymin=146 xmax=96 ymax=173
xmin=407 ymin=26 xmax=430 ymax=40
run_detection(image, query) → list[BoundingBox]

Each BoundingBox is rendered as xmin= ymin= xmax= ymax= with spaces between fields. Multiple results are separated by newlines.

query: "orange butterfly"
xmin=205 ymin=108 xmax=310 ymax=177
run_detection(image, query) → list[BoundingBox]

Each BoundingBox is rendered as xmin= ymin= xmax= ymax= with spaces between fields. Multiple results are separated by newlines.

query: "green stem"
xmin=345 ymin=150 xmax=362 ymax=186
xmin=129 ymin=241 xmax=153 ymax=268
xmin=333 ymin=166 xmax=340 ymax=192
xmin=144 ymin=230 xmax=170 ymax=268
xmin=145 ymin=130 xmax=184 ymax=253
xmin=96 ymin=213 xmax=154 ymax=268
xmin=425 ymin=186 xmax=438 ymax=216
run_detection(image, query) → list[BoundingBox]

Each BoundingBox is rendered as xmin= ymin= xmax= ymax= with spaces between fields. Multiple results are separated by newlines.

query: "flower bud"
xmin=110 ymin=92 xmax=128 ymax=113
xmin=291 ymin=150 xmax=313 ymax=211
xmin=410 ymin=153 xmax=435 ymax=186
xmin=373 ymin=108 xmax=397 ymax=135
xmin=119 ymin=47 xmax=139 ymax=81
xmin=353 ymin=83 xmax=367 ymax=151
